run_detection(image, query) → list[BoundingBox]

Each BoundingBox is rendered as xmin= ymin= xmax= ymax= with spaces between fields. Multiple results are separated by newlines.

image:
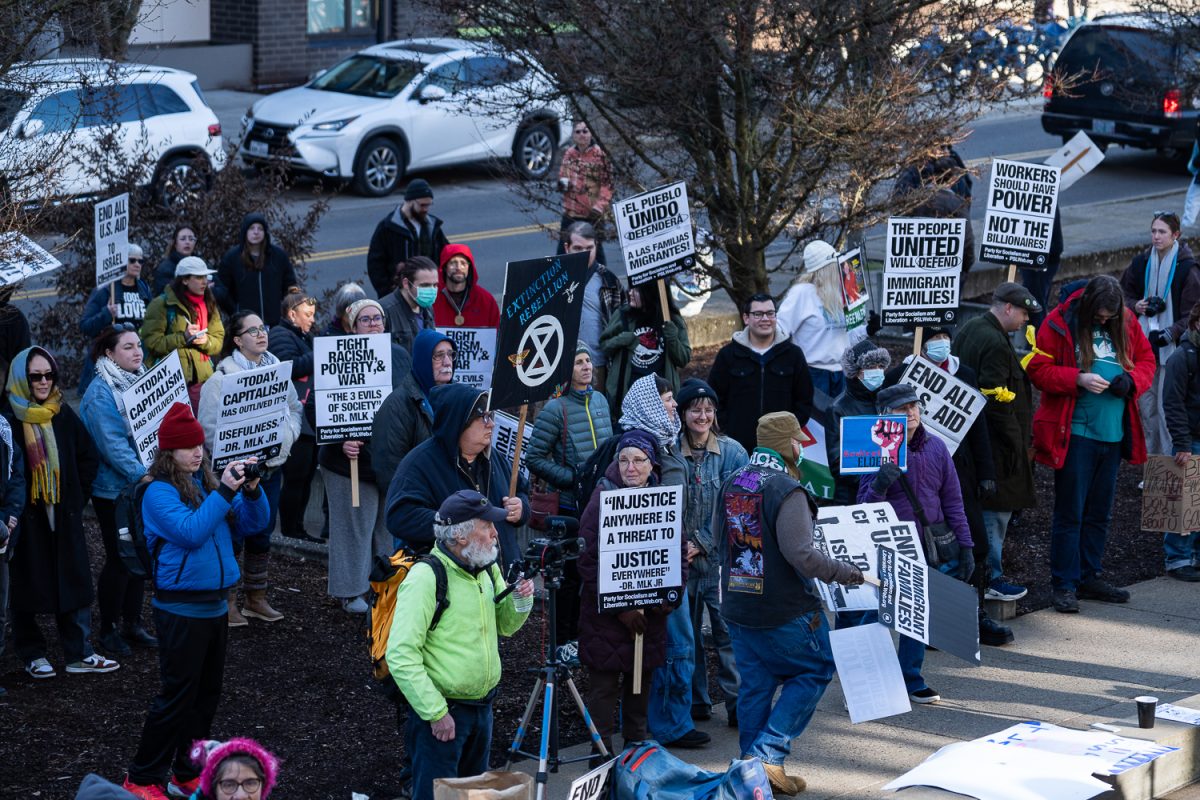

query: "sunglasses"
xmin=28 ymin=371 xmax=56 ymax=384
xmin=112 ymin=322 xmax=138 ymax=333
xmin=1154 ymin=211 xmax=1180 ymax=223
xmin=128 ymin=257 xmax=144 ymax=263
xmin=472 ymin=410 xmax=495 ymax=424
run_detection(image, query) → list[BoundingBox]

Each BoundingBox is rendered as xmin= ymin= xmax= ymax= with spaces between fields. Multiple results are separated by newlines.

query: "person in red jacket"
xmin=1028 ymin=275 xmax=1156 ymax=614
xmin=431 ymin=244 xmax=500 ymax=329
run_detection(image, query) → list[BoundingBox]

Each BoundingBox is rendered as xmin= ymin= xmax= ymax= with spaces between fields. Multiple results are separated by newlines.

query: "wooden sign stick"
xmin=349 ymin=456 xmax=360 ymax=508
xmin=632 ymin=627 xmax=645 ymax=693
xmin=912 ymin=326 xmax=924 ymax=358
xmin=508 ymin=403 xmax=529 ymax=497
xmin=657 ymin=279 xmax=671 ymax=323
xmin=1007 ymin=263 xmax=1018 ymax=283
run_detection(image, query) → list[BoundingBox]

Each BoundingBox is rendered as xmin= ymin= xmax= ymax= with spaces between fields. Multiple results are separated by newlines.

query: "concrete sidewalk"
xmin=509 ymin=575 xmax=1200 ymax=799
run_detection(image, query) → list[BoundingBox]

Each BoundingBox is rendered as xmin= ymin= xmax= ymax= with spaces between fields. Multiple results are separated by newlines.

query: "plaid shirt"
xmin=560 ymin=144 xmax=614 ymax=218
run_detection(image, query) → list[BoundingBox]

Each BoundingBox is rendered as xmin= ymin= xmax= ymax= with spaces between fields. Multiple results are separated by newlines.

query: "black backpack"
xmin=113 ymin=477 xmax=162 ymax=580
xmin=574 ymin=434 xmax=622 ymax=509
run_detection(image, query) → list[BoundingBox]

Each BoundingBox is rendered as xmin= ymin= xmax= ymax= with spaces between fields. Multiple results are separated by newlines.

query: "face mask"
xmin=415 ymin=286 xmax=438 ymax=308
xmin=860 ymin=369 xmax=884 ymax=391
xmin=925 ymin=341 xmax=951 ymax=363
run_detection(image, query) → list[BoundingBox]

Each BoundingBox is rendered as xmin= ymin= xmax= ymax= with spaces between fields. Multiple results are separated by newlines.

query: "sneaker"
xmin=99 ymin=629 xmax=132 ymax=657
xmin=555 ymin=640 xmax=581 ymax=667
xmin=65 ymin=654 xmax=120 ymax=674
xmin=1052 ymin=588 xmax=1079 ymax=613
xmin=341 ymin=595 xmax=369 ymax=614
xmin=979 ymin=616 xmax=1014 ymax=646
xmin=122 ymin=778 xmax=169 ymax=800
xmin=909 ymin=687 xmax=941 ymax=704
xmin=985 ymin=577 xmax=1028 ymax=602
xmin=167 ymin=775 xmax=200 ymax=798
xmin=1077 ymin=578 xmax=1130 ymax=603
xmin=691 ymin=704 xmax=712 ymax=721
xmin=664 ymin=728 xmax=711 ymax=748
xmin=1167 ymin=565 xmax=1200 ymax=582
xmin=25 ymin=657 xmax=55 ymax=679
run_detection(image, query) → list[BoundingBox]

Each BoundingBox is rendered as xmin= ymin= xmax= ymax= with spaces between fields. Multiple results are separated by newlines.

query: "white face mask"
xmin=860 ymin=368 xmax=885 ymax=391
xmin=925 ymin=340 xmax=951 ymax=363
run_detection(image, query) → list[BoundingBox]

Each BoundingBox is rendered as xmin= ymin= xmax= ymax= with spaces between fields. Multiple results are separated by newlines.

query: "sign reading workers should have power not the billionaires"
xmin=882 ymin=217 xmax=965 ymax=327
xmin=980 ymin=158 xmax=1060 ymax=268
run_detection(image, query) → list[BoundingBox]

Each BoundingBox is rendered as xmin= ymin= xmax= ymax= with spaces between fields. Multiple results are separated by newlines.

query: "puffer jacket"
xmin=371 ymin=377 xmax=433 ymax=494
xmin=79 ymin=376 xmax=145 ymax=500
xmin=196 ymin=355 xmax=302 ymax=469
xmin=214 ymin=212 xmax=299 ymax=325
xmin=828 ymin=378 xmax=880 ymax=505
xmin=527 ymin=388 xmax=613 ymax=509
xmin=140 ymin=286 xmax=225 ymax=385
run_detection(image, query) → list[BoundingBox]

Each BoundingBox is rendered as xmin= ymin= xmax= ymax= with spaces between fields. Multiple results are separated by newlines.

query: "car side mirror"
xmin=20 ymin=118 xmax=43 ymax=138
xmin=418 ymin=85 xmax=448 ymax=103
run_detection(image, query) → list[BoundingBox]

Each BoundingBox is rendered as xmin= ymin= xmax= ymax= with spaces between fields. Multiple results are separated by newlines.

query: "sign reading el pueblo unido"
xmin=979 ymin=158 xmax=1060 ymax=268
xmin=211 ymin=361 xmax=293 ymax=469
xmin=882 ymin=217 xmax=965 ymax=327
xmin=121 ymin=350 xmax=189 ymax=467
xmin=313 ymin=333 xmax=392 ymax=445
xmin=597 ymin=484 xmax=684 ymax=612
xmin=613 ymin=180 xmax=696 ymax=285
xmin=491 ymin=252 xmax=588 ymax=410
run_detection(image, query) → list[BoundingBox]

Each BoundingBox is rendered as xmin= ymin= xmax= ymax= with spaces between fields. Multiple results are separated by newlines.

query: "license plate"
xmin=1092 ymin=119 xmax=1116 ymax=135
xmin=248 ymin=140 xmax=269 ymax=157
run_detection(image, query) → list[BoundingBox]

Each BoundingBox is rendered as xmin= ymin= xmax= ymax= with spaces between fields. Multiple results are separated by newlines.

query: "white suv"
xmin=0 ymin=59 xmax=226 ymax=206
xmin=239 ymin=38 xmax=571 ymax=196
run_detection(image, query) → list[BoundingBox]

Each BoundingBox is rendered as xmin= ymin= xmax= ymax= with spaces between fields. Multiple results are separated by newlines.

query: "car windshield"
xmin=1058 ymin=26 xmax=1176 ymax=78
xmin=309 ymin=55 xmax=421 ymax=98
xmin=0 ymin=89 xmax=27 ymax=131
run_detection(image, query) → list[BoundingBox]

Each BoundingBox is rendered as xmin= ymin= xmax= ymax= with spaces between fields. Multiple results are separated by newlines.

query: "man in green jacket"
xmin=386 ymin=490 xmax=534 ymax=800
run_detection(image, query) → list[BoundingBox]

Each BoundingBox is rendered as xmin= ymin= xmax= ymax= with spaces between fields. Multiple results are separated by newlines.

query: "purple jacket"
xmin=858 ymin=425 xmax=972 ymax=547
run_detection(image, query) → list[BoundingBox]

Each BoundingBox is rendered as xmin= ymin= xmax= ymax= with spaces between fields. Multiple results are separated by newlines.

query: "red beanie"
xmin=158 ymin=402 xmax=204 ymax=450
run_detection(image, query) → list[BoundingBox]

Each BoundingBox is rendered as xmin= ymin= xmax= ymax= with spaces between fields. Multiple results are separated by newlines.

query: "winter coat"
xmin=267 ymin=318 xmax=315 ymax=437
xmin=386 ymin=382 xmax=530 ymax=567
xmin=214 ymin=213 xmax=299 ymax=326
xmin=526 ymin=387 xmax=613 ymax=509
xmin=1028 ymin=290 xmax=1156 ymax=468
xmin=1119 ymin=243 xmax=1200 ymax=345
xmin=385 ymin=543 xmax=530 ymax=722
xmin=7 ymin=406 xmax=98 ymax=614
xmin=197 ymin=355 xmax=302 ymax=469
xmin=140 ymin=286 xmax=225 ymax=385
xmin=951 ymin=311 xmax=1036 ymax=510
xmin=432 ymin=244 xmax=500 ymax=328
xmin=680 ymin=433 xmax=748 ymax=574
xmin=708 ymin=326 xmax=814 ymax=456
xmin=0 ymin=303 xmax=31 ymax=370
xmin=151 ymin=247 xmax=189 ymax=297
xmin=366 ymin=208 xmax=449 ymax=297
xmin=600 ymin=307 xmax=691 ymax=402
xmin=828 ymin=378 xmax=880 ymax=506
xmin=559 ymin=143 xmax=614 ymax=219
xmin=381 ymin=287 xmax=435 ymax=354
xmin=79 ymin=278 xmax=154 ymax=396
xmin=0 ymin=425 xmax=24 ymax=545
xmin=371 ymin=377 xmax=434 ymax=495
xmin=79 ymin=376 xmax=146 ymax=500
xmin=1162 ymin=338 xmax=1200 ymax=454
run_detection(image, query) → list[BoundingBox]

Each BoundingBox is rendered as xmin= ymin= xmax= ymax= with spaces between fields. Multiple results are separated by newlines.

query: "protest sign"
xmin=898 ymin=356 xmax=985 ymax=456
xmin=1141 ymin=454 xmax=1200 ymax=534
xmin=613 ymin=181 xmax=696 ymax=285
xmin=0 ymin=232 xmax=62 ymax=286
xmin=94 ymin=193 xmax=129 ymax=286
xmin=978 ymin=721 xmax=1179 ymax=776
xmin=492 ymin=252 xmax=588 ymax=411
xmin=211 ymin=361 xmax=292 ymax=470
xmin=798 ymin=411 xmax=834 ymax=502
xmin=980 ymin=158 xmax=1061 ymax=268
xmin=438 ymin=326 xmax=496 ymax=390
xmin=313 ymin=333 xmax=392 ymax=445
xmin=882 ymin=217 xmax=964 ymax=327
xmin=1156 ymin=702 xmax=1200 ymax=726
xmin=838 ymin=248 xmax=870 ymax=344
xmin=491 ymin=410 xmax=531 ymax=483
xmin=1045 ymin=131 xmax=1104 ymax=192
xmin=597 ymin=485 xmax=683 ymax=612
xmin=121 ymin=350 xmax=188 ymax=467
xmin=877 ymin=545 xmax=979 ymax=666
xmin=567 ymin=758 xmax=615 ymax=800
xmin=811 ymin=503 xmax=924 ymax=612
xmin=839 ymin=414 xmax=908 ymax=474
xmin=830 ymin=623 xmax=911 ymax=724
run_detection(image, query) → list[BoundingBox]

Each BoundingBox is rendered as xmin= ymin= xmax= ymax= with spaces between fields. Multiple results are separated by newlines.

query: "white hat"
xmin=175 ymin=256 xmax=215 ymax=278
xmin=128 ymin=243 xmax=144 ymax=260
xmin=802 ymin=240 xmax=838 ymax=274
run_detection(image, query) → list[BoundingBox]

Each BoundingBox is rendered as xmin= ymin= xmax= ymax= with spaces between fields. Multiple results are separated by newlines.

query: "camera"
xmin=1144 ymin=296 xmax=1167 ymax=317
xmin=520 ymin=516 xmax=582 ymax=585
xmin=234 ymin=461 xmax=266 ymax=482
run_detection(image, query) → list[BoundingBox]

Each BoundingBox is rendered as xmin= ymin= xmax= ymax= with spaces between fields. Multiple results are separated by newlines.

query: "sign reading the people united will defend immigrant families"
xmin=1141 ymin=454 xmax=1200 ymax=534
xmin=94 ymin=193 xmax=129 ymax=286
xmin=314 ymin=333 xmax=392 ymax=445
xmin=0 ymin=232 xmax=62 ymax=286
xmin=613 ymin=180 xmax=696 ymax=285
xmin=439 ymin=327 xmax=496 ymax=391
xmin=898 ymin=357 xmax=985 ymax=456
xmin=810 ymin=503 xmax=924 ymax=612
xmin=492 ymin=252 xmax=588 ymax=410
xmin=877 ymin=545 xmax=980 ymax=666
xmin=839 ymin=415 xmax=908 ymax=475
xmin=597 ymin=485 xmax=683 ymax=612
xmin=212 ymin=361 xmax=292 ymax=470
xmin=980 ymin=158 xmax=1060 ymax=268
xmin=882 ymin=217 xmax=964 ymax=327
xmin=491 ymin=410 xmax=531 ymax=483
xmin=121 ymin=350 xmax=188 ymax=467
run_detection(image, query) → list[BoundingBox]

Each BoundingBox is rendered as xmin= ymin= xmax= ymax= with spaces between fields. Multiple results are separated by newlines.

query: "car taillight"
xmin=208 ymin=123 xmax=222 ymax=137
xmin=1042 ymin=75 xmax=1053 ymax=99
xmin=1164 ymin=88 xmax=1181 ymax=117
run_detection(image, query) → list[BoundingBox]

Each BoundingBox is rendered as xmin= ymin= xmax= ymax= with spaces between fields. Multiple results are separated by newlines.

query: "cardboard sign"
xmin=811 ymin=503 xmax=924 ymax=612
xmin=838 ymin=248 xmax=870 ymax=344
xmin=898 ymin=357 xmax=985 ymax=456
xmin=567 ymin=758 xmax=616 ymax=800
xmin=980 ymin=159 xmax=1061 ymax=268
xmin=597 ymin=485 xmax=683 ymax=612
xmin=0 ymin=232 xmax=62 ymax=286
xmin=978 ymin=721 xmax=1179 ymax=777
xmin=839 ymin=414 xmax=908 ymax=474
xmin=613 ymin=180 xmax=696 ymax=285
xmin=492 ymin=252 xmax=588 ymax=410
xmin=877 ymin=545 xmax=979 ymax=666
xmin=830 ymin=623 xmax=911 ymax=724
xmin=121 ymin=350 xmax=189 ymax=467
xmin=1045 ymin=131 xmax=1104 ymax=192
xmin=883 ymin=218 xmax=964 ymax=327
xmin=491 ymin=409 xmax=531 ymax=483
xmin=314 ymin=333 xmax=392 ymax=445
xmin=439 ymin=326 xmax=496 ymax=390
xmin=211 ymin=361 xmax=292 ymax=470
xmin=94 ymin=193 xmax=130 ymax=286
xmin=1141 ymin=454 xmax=1200 ymax=534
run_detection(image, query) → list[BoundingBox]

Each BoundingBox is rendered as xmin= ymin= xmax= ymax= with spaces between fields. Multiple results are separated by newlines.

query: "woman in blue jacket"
xmin=122 ymin=402 xmax=268 ymax=800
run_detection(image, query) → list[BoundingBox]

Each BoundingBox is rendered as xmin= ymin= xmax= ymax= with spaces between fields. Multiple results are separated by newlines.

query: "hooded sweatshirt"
xmin=432 ymin=244 xmax=501 ymax=328
xmin=411 ymin=328 xmax=455 ymax=406
xmin=215 ymin=212 xmax=299 ymax=325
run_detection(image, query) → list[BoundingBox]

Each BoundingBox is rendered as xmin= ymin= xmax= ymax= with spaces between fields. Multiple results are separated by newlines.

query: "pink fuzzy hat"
xmin=190 ymin=738 xmax=279 ymax=798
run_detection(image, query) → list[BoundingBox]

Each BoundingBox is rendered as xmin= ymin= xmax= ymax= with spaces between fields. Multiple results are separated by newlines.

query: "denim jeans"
xmin=1051 ymin=435 xmax=1121 ymax=591
xmin=11 ymin=606 xmax=94 ymax=664
xmin=688 ymin=568 xmax=739 ymax=712
xmin=648 ymin=588 xmax=696 ymax=743
xmin=835 ymin=611 xmax=927 ymax=693
xmin=981 ymin=510 xmax=1012 ymax=582
xmin=1164 ymin=441 xmax=1200 ymax=569
xmin=727 ymin=611 xmax=835 ymax=765
xmin=406 ymin=701 xmax=493 ymax=800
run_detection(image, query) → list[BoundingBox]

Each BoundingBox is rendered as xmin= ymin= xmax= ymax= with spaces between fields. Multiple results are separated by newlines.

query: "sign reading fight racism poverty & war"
xmin=313 ymin=333 xmax=392 ymax=445
xmin=980 ymin=158 xmax=1061 ymax=269
xmin=840 ymin=414 xmax=908 ymax=475
xmin=898 ymin=357 xmax=985 ymax=456
xmin=882 ymin=217 xmax=965 ymax=327
xmin=121 ymin=350 xmax=189 ymax=467
xmin=613 ymin=180 xmax=696 ymax=285
xmin=0 ymin=231 xmax=62 ymax=286
xmin=211 ymin=361 xmax=293 ymax=470
xmin=492 ymin=252 xmax=588 ymax=410
xmin=491 ymin=410 xmax=532 ymax=483
xmin=438 ymin=327 xmax=496 ymax=390
xmin=94 ymin=193 xmax=129 ymax=286
xmin=1141 ymin=454 xmax=1200 ymax=534
xmin=597 ymin=484 xmax=683 ymax=612
xmin=877 ymin=545 xmax=980 ymax=666
xmin=810 ymin=502 xmax=924 ymax=613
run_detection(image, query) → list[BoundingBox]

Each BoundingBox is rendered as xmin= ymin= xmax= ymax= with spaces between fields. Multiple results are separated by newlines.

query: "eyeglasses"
xmin=216 ymin=777 xmax=262 ymax=795
xmin=472 ymin=410 xmax=495 ymax=424
xmin=112 ymin=323 xmax=137 ymax=333
xmin=747 ymin=310 xmax=776 ymax=319
xmin=356 ymin=315 xmax=384 ymax=325
xmin=28 ymin=371 xmax=56 ymax=383
xmin=619 ymin=456 xmax=650 ymax=467
xmin=239 ymin=325 xmax=269 ymax=337
xmin=432 ymin=351 xmax=456 ymax=363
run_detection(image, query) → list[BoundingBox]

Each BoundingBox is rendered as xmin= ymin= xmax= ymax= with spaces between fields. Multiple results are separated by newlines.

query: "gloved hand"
xmin=843 ymin=566 xmax=866 ymax=586
xmin=867 ymin=310 xmax=882 ymax=338
xmin=606 ymin=331 xmax=638 ymax=349
xmin=1107 ymin=371 xmax=1134 ymax=398
xmin=662 ymin=319 xmax=678 ymax=342
xmin=617 ymin=609 xmax=646 ymax=636
xmin=955 ymin=545 xmax=976 ymax=583
xmin=872 ymin=462 xmax=903 ymax=493
xmin=1149 ymin=329 xmax=1172 ymax=348
xmin=978 ymin=479 xmax=997 ymax=499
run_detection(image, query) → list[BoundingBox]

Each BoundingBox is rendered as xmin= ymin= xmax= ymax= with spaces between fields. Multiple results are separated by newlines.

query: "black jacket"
xmin=267 ymin=318 xmax=315 ymax=436
xmin=215 ymin=212 xmax=299 ymax=325
xmin=366 ymin=209 xmax=449 ymax=297
xmin=1163 ymin=337 xmax=1200 ymax=454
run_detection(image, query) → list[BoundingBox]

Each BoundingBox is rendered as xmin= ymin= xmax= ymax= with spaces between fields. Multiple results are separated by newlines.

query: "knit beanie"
xmin=617 ymin=428 xmax=659 ymax=467
xmin=157 ymin=402 xmax=204 ymax=450
xmin=190 ymin=738 xmax=280 ymax=799
xmin=802 ymin=240 xmax=838 ymax=274
xmin=756 ymin=412 xmax=805 ymax=477
xmin=840 ymin=338 xmax=891 ymax=378
xmin=404 ymin=178 xmax=434 ymax=201
xmin=346 ymin=298 xmax=385 ymax=329
xmin=676 ymin=377 xmax=717 ymax=410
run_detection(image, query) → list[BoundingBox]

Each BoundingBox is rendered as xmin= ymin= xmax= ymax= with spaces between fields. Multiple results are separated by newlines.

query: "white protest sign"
xmin=314 ymin=333 xmax=392 ymax=445
xmin=597 ymin=484 xmax=683 ymax=611
xmin=439 ymin=327 xmax=496 ymax=390
xmin=882 ymin=217 xmax=964 ymax=327
xmin=1046 ymin=131 xmax=1104 ymax=192
xmin=1156 ymin=702 xmax=1200 ymax=726
xmin=810 ymin=502 xmax=924 ymax=612
xmin=613 ymin=181 xmax=696 ymax=285
xmin=898 ymin=356 xmax=985 ymax=456
xmin=121 ymin=350 xmax=189 ymax=467
xmin=211 ymin=361 xmax=292 ymax=470
xmin=94 ymin=193 xmax=129 ymax=286
xmin=830 ymin=623 xmax=911 ymax=723
xmin=567 ymin=758 xmax=616 ymax=800
xmin=491 ymin=409 xmax=531 ymax=483
xmin=978 ymin=721 xmax=1180 ymax=777
xmin=980 ymin=158 xmax=1060 ymax=268
xmin=0 ymin=232 xmax=62 ymax=286
xmin=878 ymin=545 xmax=980 ymax=666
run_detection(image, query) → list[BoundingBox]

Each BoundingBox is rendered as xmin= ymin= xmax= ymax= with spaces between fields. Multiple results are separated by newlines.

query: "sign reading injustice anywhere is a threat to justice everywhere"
xmin=980 ymin=158 xmax=1060 ymax=268
xmin=597 ymin=484 xmax=683 ymax=612
xmin=613 ymin=181 xmax=696 ymax=285
xmin=122 ymin=350 xmax=188 ymax=467
xmin=211 ymin=361 xmax=293 ymax=470
xmin=840 ymin=415 xmax=909 ymax=475
xmin=810 ymin=503 xmax=924 ymax=613
xmin=898 ymin=357 xmax=985 ymax=456
xmin=314 ymin=333 xmax=392 ymax=445
xmin=439 ymin=327 xmax=496 ymax=391
xmin=882 ymin=217 xmax=965 ymax=327
xmin=94 ymin=193 xmax=130 ymax=286
xmin=877 ymin=545 xmax=980 ymax=666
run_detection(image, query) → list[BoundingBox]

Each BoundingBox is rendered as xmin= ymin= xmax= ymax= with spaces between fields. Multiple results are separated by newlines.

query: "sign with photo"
xmin=314 ymin=333 xmax=392 ymax=445
xmin=121 ymin=350 xmax=189 ymax=467
xmin=838 ymin=248 xmax=870 ymax=344
xmin=211 ymin=361 xmax=292 ymax=470
xmin=882 ymin=217 xmax=964 ymax=327
xmin=94 ymin=193 xmax=130 ymax=286
xmin=438 ymin=326 xmax=496 ymax=391
xmin=597 ymin=485 xmax=684 ymax=612
xmin=979 ymin=158 xmax=1060 ymax=268
xmin=613 ymin=180 xmax=696 ymax=285
xmin=898 ymin=357 xmax=985 ymax=456
xmin=877 ymin=545 xmax=980 ymax=666
xmin=839 ymin=415 xmax=908 ymax=474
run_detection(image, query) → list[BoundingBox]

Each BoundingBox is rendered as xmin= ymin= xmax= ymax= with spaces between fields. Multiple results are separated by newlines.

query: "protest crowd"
xmin=4 ymin=149 xmax=1197 ymax=800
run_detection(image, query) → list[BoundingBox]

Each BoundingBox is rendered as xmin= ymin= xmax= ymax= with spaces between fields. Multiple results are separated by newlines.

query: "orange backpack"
xmin=367 ymin=550 xmax=449 ymax=682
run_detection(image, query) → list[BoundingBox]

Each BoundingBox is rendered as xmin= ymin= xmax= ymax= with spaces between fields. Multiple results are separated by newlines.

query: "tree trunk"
xmin=724 ymin=240 xmax=767 ymax=311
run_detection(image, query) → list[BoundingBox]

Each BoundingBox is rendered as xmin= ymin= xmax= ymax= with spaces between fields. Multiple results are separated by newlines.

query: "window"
xmin=142 ymin=84 xmax=190 ymax=116
xmin=465 ymin=57 xmax=526 ymax=89
xmin=310 ymin=55 xmax=421 ymax=98
xmin=27 ymin=89 xmax=83 ymax=134
xmin=0 ymin=90 xmax=28 ymax=131
xmin=308 ymin=0 xmax=373 ymax=35
xmin=418 ymin=59 xmax=469 ymax=94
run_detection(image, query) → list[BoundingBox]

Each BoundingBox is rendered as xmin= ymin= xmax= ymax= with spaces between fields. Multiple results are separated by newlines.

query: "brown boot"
xmin=242 ymin=589 xmax=284 ymax=622
xmin=227 ymin=589 xmax=248 ymax=628
xmin=761 ymin=763 xmax=806 ymax=796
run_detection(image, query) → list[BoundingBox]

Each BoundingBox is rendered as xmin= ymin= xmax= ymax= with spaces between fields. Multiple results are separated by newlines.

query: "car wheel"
xmin=156 ymin=155 xmax=211 ymax=213
xmin=512 ymin=124 xmax=556 ymax=180
xmin=353 ymin=137 xmax=405 ymax=197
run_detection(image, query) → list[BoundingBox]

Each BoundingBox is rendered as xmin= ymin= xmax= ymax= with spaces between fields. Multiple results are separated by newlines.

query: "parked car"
xmin=238 ymin=38 xmax=571 ymax=196
xmin=0 ymin=58 xmax=226 ymax=207
xmin=1041 ymin=14 xmax=1198 ymax=161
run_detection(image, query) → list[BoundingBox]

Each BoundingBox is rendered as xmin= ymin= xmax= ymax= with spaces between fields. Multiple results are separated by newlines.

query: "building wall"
xmin=130 ymin=0 xmax=212 ymax=44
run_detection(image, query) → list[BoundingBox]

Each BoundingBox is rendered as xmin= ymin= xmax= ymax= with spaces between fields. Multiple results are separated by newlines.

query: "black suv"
xmin=1041 ymin=14 xmax=1197 ymax=160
